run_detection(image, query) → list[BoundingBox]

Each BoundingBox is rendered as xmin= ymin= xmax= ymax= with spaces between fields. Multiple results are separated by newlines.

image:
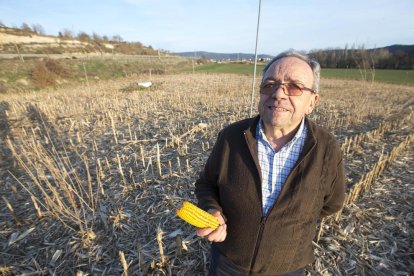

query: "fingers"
xmin=207 ymin=224 xmax=227 ymax=242
xmin=196 ymin=210 xmax=227 ymax=242
xmin=196 ymin=224 xmax=227 ymax=242
xmin=210 ymin=210 xmax=225 ymax=225
xmin=196 ymin=227 xmax=214 ymax=237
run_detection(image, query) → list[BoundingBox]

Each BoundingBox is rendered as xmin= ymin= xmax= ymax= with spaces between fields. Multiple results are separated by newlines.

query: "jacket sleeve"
xmin=320 ymin=139 xmax=346 ymax=217
xmin=194 ymin=131 xmax=225 ymax=215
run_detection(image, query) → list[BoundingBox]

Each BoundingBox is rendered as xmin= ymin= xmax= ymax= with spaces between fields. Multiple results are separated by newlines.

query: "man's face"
xmin=258 ymin=57 xmax=319 ymax=133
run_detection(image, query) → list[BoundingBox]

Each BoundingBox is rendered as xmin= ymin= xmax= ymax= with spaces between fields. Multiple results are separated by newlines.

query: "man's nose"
xmin=272 ymin=84 xmax=287 ymax=99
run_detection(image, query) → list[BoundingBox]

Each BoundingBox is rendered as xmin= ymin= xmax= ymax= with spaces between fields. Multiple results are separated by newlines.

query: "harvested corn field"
xmin=0 ymin=73 xmax=413 ymax=275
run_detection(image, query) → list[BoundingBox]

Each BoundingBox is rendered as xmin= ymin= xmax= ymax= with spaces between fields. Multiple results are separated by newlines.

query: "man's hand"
xmin=196 ymin=209 xmax=227 ymax=242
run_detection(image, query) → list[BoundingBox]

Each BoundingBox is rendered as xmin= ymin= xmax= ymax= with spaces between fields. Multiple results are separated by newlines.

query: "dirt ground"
xmin=310 ymin=143 xmax=414 ymax=275
xmin=0 ymin=75 xmax=413 ymax=275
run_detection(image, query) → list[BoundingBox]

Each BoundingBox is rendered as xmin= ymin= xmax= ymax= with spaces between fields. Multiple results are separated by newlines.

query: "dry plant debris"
xmin=0 ymin=73 xmax=413 ymax=275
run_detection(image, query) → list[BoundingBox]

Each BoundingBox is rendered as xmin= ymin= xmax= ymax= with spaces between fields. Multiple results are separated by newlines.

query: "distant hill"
xmin=373 ymin=44 xmax=414 ymax=54
xmin=175 ymin=51 xmax=273 ymax=61
xmin=176 ymin=45 xmax=414 ymax=66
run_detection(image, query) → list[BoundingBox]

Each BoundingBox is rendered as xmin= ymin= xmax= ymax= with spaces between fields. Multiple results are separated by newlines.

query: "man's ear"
xmin=306 ymin=94 xmax=319 ymax=115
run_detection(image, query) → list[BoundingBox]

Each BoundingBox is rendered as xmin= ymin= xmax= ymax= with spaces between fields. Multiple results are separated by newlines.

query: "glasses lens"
xmin=286 ymin=83 xmax=303 ymax=96
xmin=260 ymin=82 xmax=309 ymax=96
xmin=260 ymin=84 xmax=276 ymax=95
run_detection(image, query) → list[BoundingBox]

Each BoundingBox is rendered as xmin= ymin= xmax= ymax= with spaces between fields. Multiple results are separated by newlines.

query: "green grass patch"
xmin=0 ymin=59 xmax=32 ymax=83
xmin=84 ymin=60 xmax=105 ymax=73
xmin=0 ymin=56 xmax=192 ymax=92
xmin=321 ymin=68 xmax=414 ymax=85
xmin=75 ymin=60 xmax=126 ymax=80
xmin=188 ymin=63 xmax=414 ymax=85
xmin=183 ymin=63 xmax=265 ymax=75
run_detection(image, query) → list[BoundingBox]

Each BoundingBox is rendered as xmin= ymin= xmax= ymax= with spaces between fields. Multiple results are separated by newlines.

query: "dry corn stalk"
xmin=119 ymin=250 xmax=128 ymax=276
xmin=176 ymin=201 xmax=219 ymax=230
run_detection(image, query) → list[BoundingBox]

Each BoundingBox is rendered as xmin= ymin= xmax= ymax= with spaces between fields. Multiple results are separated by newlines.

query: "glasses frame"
xmin=260 ymin=81 xmax=316 ymax=96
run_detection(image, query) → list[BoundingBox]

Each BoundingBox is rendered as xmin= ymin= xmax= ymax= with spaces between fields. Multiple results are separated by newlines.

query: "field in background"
xmin=321 ymin=68 xmax=414 ymax=85
xmin=186 ymin=63 xmax=414 ymax=85
xmin=1 ymin=57 xmax=413 ymax=94
xmin=187 ymin=62 xmax=265 ymax=75
xmin=0 ymin=71 xmax=413 ymax=275
xmin=0 ymin=56 xmax=191 ymax=92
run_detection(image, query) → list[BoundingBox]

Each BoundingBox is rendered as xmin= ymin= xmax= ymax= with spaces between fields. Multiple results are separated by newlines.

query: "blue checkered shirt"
xmin=256 ymin=119 xmax=308 ymax=215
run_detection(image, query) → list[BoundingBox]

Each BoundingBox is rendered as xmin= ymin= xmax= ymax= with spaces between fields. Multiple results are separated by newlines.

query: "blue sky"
xmin=1 ymin=0 xmax=413 ymax=55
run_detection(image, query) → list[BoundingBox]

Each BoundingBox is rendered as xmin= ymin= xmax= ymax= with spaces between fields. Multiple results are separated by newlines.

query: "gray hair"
xmin=262 ymin=50 xmax=321 ymax=93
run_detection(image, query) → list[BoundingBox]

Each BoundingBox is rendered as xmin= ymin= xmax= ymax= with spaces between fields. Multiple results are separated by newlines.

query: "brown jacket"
xmin=195 ymin=116 xmax=345 ymax=275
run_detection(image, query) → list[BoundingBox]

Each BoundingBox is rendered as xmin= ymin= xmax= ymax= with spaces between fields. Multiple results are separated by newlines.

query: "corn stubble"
xmin=0 ymin=73 xmax=413 ymax=275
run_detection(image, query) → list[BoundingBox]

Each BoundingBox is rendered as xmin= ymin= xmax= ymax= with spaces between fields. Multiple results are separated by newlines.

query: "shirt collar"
xmin=257 ymin=118 xmax=306 ymax=144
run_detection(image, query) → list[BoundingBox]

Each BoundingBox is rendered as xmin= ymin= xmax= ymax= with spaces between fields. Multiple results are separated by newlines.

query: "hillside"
xmin=377 ymin=44 xmax=414 ymax=54
xmin=0 ymin=26 xmax=191 ymax=93
xmin=0 ymin=26 xmax=159 ymax=56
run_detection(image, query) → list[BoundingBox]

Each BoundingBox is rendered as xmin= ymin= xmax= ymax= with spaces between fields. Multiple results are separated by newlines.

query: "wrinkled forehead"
xmin=263 ymin=57 xmax=314 ymax=84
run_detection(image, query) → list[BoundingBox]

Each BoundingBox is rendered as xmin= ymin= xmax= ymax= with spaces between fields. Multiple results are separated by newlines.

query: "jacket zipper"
xmin=245 ymin=126 xmax=317 ymax=273
xmin=249 ymin=215 xmax=267 ymax=273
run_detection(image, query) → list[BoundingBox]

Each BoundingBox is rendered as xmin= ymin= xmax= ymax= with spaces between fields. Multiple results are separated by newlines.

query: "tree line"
xmin=308 ymin=45 xmax=414 ymax=70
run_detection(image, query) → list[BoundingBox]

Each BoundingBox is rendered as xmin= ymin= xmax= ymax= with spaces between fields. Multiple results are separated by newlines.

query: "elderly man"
xmin=195 ymin=51 xmax=345 ymax=275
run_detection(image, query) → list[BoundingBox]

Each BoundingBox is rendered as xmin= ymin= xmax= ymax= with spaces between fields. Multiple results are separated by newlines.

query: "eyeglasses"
xmin=260 ymin=81 xmax=316 ymax=96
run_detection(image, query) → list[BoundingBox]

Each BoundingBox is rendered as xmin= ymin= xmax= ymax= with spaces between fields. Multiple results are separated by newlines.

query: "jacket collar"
xmin=300 ymin=117 xmax=318 ymax=162
xmin=243 ymin=116 xmax=263 ymax=206
xmin=243 ymin=115 xmax=318 ymax=178
xmin=243 ymin=115 xmax=318 ymax=215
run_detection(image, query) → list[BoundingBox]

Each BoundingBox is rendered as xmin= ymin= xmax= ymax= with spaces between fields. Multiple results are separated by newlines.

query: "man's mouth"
xmin=268 ymin=106 xmax=288 ymax=112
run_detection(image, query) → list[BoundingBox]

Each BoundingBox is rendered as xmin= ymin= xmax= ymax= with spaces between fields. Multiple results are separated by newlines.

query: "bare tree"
xmin=61 ymin=28 xmax=74 ymax=39
xmin=77 ymin=31 xmax=91 ymax=42
xmin=350 ymin=45 xmax=377 ymax=83
xmin=112 ymin=34 xmax=123 ymax=42
xmin=21 ymin=23 xmax=32 ymax=34
xmin=32 ymin=24 xmax=45 ymax=35
xmin=92 ymin=32 xmax=102 ymax=42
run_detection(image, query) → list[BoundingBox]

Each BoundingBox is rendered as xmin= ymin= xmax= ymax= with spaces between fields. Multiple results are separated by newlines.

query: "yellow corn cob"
xmin=176 ymin=201 xmax=219 ymax=230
